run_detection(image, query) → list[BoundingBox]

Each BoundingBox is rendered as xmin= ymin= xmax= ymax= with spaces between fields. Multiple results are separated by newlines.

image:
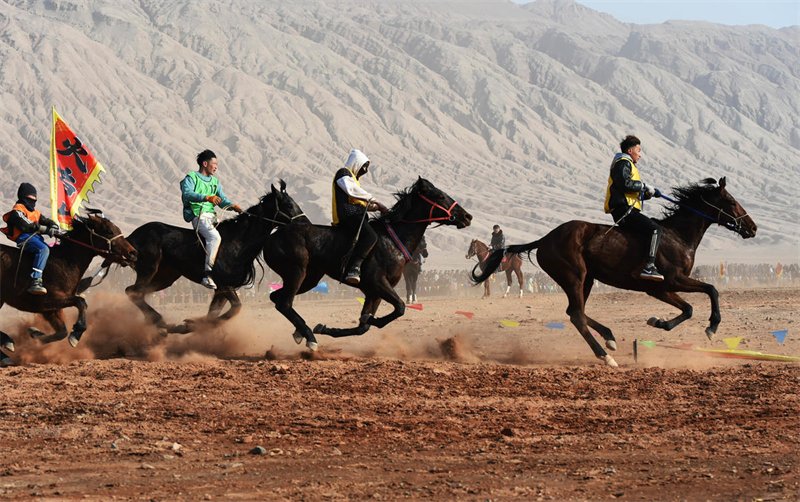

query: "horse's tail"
xmin=470 ymin=240 xmax=540 ymax=284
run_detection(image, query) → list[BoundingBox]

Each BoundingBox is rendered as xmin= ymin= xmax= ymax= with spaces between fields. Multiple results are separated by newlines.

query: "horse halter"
xmin=88 ymin=227 xmax=124 ymax=254
xmin=401 ymin=194 xmax=458 ymax=227
xmin=241 ymin=197 xmax=305 ymax=226
xmin=700 ymin=196 xmax=749 ymax=233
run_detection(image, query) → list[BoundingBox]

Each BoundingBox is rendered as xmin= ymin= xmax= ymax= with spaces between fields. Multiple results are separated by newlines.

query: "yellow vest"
xmin=331 ymin=168 xmax=367 ymax=226
xmin=604 ymin=159 xmax=642 ymax=213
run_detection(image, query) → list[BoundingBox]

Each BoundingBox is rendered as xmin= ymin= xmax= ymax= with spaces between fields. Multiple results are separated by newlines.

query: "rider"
xmin=1 ymin=183 xmax=60 ymax=295
xmin=331 ymin=149 xmax=388 ymax=285
xmin=488 ymin=224 xmax=505 ymax=251
xmin=181 ymin=149 xmax=242 ymax=290
xmin=604 ymin=135 xmax=664 ymax=281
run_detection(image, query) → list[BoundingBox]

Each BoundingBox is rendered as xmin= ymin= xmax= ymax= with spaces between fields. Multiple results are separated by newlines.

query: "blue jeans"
xmin=16 ymin=233 xmax=49 ymax=279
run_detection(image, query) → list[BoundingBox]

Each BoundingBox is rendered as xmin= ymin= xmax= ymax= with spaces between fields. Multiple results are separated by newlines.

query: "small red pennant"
xmin=455 ymin=311 xmax=474 ymax=319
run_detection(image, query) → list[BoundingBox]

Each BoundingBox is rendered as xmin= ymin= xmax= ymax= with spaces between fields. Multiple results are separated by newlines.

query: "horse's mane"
xmin=658 ymin=178 xmax=718 ymax=222
xmin=376 ymin=178 xmax=425 ymax=224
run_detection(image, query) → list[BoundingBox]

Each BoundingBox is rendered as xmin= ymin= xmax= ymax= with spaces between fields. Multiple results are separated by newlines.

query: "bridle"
xmin=466 ymin=241 xmax=489 ymax=262
xmin=401 ymin=194 xmax=458 ymax=228
xmin=700 ymin=196 xmax=749 ymax=233
xmin=235 ymin=196 xmax=306 ymax=227
xmin=58 ymin=227 xmax=125 ymax=257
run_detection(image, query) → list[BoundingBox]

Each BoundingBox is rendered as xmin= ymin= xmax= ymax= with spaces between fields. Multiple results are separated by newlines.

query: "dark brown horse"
xmin=0 ymin=214 xmax=137 ymax=361
xmin=471 ymin=178 xmax=757 ymax=367
xmin=466 ymin=239 xmax=524 ymax=298
xmin=263 ymin=178 xmax=472 ymax=350
xmin=84 ymin=181 xmax=305 ymax=336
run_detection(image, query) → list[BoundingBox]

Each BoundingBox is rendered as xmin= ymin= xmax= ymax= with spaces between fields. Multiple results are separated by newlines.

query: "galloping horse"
xmin=466 ymin=239 xmax=523 ymax=298
xmin=472 ymin=178 xmax=757 ymax=367
xmin=263 ymin=178 xmax=472 ymax=350
xmin=402 ymin=235 xmax=427 ymax=303
xmin=87 ymin=181 xmax=305 ymax=336
xmin=0 ymin=214 xmax=137 ymax=361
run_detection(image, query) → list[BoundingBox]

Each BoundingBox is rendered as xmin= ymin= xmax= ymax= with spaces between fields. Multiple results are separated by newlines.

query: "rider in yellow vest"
xmin=604 ymin=135 xmax=664 ymax=281
xmin=331 ymin=149 xmax=387 ymax=285
xmin=180 ymin=150 xmax=242 ymax=289
xmin=1 ymin=183 xmax=60 ymax=294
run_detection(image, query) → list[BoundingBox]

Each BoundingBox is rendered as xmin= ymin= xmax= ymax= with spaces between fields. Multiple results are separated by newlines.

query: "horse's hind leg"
xmin=516 ymin=267 xmax=524 ymax=298
xmin=127 ymin=268 xmax=181 ymax=336
xmin=67 ymin=296 xmax=89 ymax=347
xmin=29 ymin=310 xmax=68 ymax=344
xmin=180 ymin=288 xmax=241 ymax=333
xmin=646 ymin=290 xmax=694 ymax=332
xmin=503 ymin=269 xmax=512 ymax=298
xmin=271 ymin=270 xmax=318 ymax=350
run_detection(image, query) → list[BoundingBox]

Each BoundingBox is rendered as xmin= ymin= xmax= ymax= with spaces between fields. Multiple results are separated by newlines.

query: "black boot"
xmin=640 ymin=229 xmax=664 ymax=281
xmin=345 ymin=259 xmax=363 ymax=285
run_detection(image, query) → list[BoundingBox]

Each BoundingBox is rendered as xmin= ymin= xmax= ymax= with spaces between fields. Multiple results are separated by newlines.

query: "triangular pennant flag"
xmin=500 ymin=320 xmax=520 ymax=327
xmin=268 ymin=283 xmax=283 ymax=291
xmin=455 ymin=311 xmax=474 ymax=320
xmin=723 ymin=337 xmax=742 ymax=350
xmin=355 ymin=297 xmax=365 ymax=305
xmin=407 ymin=303 xmax=423 ymax=311
xmin=50 ymin=107 xmax=106 ymax=229
xmin=639 ymin=340 xmax=655 ymax=349
xmin=545 ymin=322 xmax=564 ymax=330
xmin=311 ymin=281 xmax=328 ymax=293
xmin=771 ymin=330 xmax=788 ymax=344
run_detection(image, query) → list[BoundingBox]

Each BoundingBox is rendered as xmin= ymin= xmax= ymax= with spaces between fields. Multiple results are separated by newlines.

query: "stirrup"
xmin=27 ymin=279 xmax=47 ymax=295
xmin=344 ymin=266 xmax=361 ymax=285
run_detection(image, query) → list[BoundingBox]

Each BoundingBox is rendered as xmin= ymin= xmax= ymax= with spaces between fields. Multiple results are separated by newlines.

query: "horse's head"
xmin=392 ymin=177 xmax=472 ymax=229
xmin=252 ymin=179 xmax=307 ymax=226
xmin=701 ymin=177 xmax=757 ymax=238
xmin=466 ymin=239 xmax=478 ymax=259
xmin=71 ymin=214 xmax=138 ymax=266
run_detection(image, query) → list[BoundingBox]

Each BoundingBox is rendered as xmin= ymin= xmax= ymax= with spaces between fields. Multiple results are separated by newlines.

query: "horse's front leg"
xmin=29 ymin=310 xmax=69 ymax=345
xmin=503 ymin=269 xmax=512 ymax=298
xmin=364 ymin=280 xmax=406 ymax=329
xmin=674 ymin=278 xmax=720 ymax=339
xmin=1 ymin=330 xmax=15 ymax=353
xmin=67 ymin=296 xmax=89 ymax=347
xmin=646 ymin=290 xmax=694 ymax=332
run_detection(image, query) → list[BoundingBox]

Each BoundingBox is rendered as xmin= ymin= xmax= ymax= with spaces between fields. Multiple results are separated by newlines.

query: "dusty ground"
xmin=1 ymin=286 xmax=798 ymax=501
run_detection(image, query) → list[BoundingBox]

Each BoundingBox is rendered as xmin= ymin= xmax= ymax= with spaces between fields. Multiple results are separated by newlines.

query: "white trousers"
xmin=193 ymin=213 xmax=221 ymax=273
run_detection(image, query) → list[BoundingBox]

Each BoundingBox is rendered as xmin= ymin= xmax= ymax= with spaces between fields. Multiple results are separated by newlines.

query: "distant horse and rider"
xmin=466 ymin=239 xmax=523 ymax=298
xmin=0 ymin=213 xmax=138 ymax=363
xmin=472 ymin=178 xmax=757 ymax=367
xmin=402 ymin=235 xmax=427 ymax=303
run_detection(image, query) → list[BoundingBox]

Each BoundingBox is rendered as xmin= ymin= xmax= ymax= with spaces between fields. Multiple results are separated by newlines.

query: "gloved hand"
xmin=231 ymin=205 xmax=243 ymax=213
xmin=643 ymin=183 xmax=656 ymax=198
xmin=376 ymin=202 xmax=388 ymax=214
xmin=653 ymin=188 xmax=662 ymax=198
xmin=40 ymin=224 xmax=56 ymax=237
xmin=206 ymin=195 xmax=222 ymax=206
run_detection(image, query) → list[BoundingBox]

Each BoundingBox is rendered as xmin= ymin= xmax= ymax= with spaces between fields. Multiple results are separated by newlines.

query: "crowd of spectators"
xmin=85 ymin=261 xmax=797 ymax=307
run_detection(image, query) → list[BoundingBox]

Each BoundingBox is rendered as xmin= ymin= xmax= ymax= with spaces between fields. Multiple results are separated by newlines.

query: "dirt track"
xmin=1 ymin=287 xmax=798 ymax=501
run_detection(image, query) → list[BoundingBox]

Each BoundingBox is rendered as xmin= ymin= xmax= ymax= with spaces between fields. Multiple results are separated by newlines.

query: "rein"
xmin=657 ymin=192 xmax=747 ymax=233
xmin=384 ymin=222 xmax=413 ymax=262
xmin=400 ymin=194 xmax=458 ymax=228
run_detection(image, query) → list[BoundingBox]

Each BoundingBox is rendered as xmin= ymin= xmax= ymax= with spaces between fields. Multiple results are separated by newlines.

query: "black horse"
xmin=86 ymin=181 xmax=305 ymax=335
xmin=263 ymin=178 xmax=472 ymax=350
xmin=402 ymin=235 xmax=427 ymax=303
xmin=472 ymin=178 xmax=757 ymax=367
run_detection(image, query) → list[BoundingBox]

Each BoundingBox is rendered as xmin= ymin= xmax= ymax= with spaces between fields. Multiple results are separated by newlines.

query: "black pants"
xmin=339 ymin=215 xmax=378 ymax=264
xmin=611 ymin=206 xmax=662 ymax=260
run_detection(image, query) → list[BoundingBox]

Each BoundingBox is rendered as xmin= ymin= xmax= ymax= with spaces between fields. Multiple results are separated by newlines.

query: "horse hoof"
xmin=0 ymin=355 xmax=14 ymax=367
xmin=705 ymin=327 xmax=716 ymax=340
xmin=306 ymin=341 xmax=318 ymax=351
xmin=647 ymin=317 xmax=659 ymax=327
xmin=68 ymin=334 xmax=80 ymax=348
xmin=28 ymin=327 xmax=44 ymax=339
xmin=606 ymin=340 xmax=617 ymax=351
xmin=157 ymin=327 xmax=169 ymax=338
xmin=1 ymin=340 xmax=14 ymax=353
xmin=598 ymin=354 xmax=619 ymax=368
xmin=312 ymin=324 xmax=325 ymax=335
xmin=292 ymin=330 xmax=305 ymax=344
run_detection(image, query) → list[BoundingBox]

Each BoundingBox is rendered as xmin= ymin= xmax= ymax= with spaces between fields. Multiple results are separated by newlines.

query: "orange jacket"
xmin=2 ymin=203 xmax=43 ymax=242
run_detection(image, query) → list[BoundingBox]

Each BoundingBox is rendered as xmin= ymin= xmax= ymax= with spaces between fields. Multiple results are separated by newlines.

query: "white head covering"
xmin=344 ymin=149 xmax=370 ymax=174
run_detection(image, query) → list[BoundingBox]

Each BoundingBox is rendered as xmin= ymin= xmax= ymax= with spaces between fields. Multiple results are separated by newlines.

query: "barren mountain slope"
xmin=1 ymin=0 xmax=797 ymax=262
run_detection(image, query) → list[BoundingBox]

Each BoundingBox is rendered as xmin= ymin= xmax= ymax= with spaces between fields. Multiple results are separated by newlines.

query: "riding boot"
xmin=201 ymin=272 xmax=217 ymax=290
xmin=640 ymin=229 xmax=664 ymax=281
xmin=345 ymin=258 xmax=363 ymax=285
xmin=27 ymin=278 xmax=47 ymax=295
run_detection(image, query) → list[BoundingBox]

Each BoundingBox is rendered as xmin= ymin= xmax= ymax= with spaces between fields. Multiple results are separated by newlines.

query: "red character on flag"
xmin=49 ymin=107 xmax=105 ymax=229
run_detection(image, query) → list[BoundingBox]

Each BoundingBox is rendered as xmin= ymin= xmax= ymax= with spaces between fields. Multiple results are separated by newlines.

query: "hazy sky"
xmin=516 ymin=1 xmax=800 ymax=29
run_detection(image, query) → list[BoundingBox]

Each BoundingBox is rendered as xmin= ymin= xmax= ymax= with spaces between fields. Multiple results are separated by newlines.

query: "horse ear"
xmin=280 ymin=179 xmax=286 ymax=192
xmin=271 ymin=183 xmax=278 ymax=195
xmin=718 ymin=177 xmax=726 ymax=189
